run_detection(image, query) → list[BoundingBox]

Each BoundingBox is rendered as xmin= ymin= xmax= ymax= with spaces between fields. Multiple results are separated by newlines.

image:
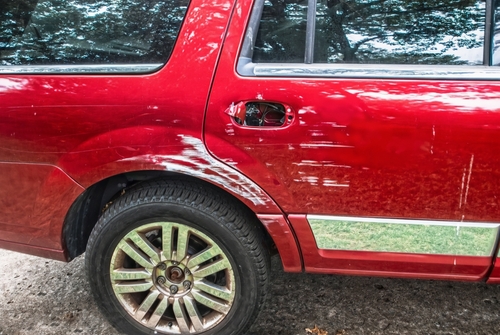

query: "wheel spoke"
xmin=184 ymin=295 xmax=204 ymax=332
xmin=111 ymin=268 xmax=151 ymax=281
xmin=162 ymin=224 xmax=173 ymax=260
xmin=110 ymin=220 xmax=238 ymax=334
xmin=191 ymin=289 xmax=231 ymax=315
xmin=128 ymin=231 xmax=161 ymax=264
xmin=175 ymin=226 xmax=189 ymax=262
xmin=146 ymin=296 xmax=170 ymax=328
xmin=118 ymin=240 xmax=154 ymax=269
xmin=173 ymin=299 xmax=190 ymax=332
xmin=135 ymin=290 xmax=161 ymax=321
xmin=187 ymin=245 xmax=223 ymax=269
xmin=192 ymin=258 xmax=230 ymax=278
xmin=113 ymin=281 xmax=153 ymax=294
xmin=194 ymin=279 xmax=233 ymax=301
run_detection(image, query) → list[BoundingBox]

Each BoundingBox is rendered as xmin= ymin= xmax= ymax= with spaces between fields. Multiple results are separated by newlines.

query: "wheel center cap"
xmin=168 ymin=266 xmax=185 ymax=283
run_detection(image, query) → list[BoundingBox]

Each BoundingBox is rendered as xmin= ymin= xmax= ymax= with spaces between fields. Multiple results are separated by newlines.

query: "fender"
xmin=56 ymin=127 xmax=282 ymax=213
xmin=54 ymin=128 xmax=302 ymax=270
xmin=0 ymin=163 xmax=83 ymax=259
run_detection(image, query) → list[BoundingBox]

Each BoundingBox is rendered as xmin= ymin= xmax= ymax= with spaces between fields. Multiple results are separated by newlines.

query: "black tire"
xmin=85 ymin=179 xmax=270 ymax=335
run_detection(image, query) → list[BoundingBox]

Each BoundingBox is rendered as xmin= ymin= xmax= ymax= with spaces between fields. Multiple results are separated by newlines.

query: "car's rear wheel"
xmin=85 ymin=179 xmax=270 ymax=335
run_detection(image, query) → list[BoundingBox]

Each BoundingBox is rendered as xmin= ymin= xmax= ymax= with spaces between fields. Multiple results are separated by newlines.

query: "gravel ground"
xmin=1 ymin=249 xmax=500 ymax=335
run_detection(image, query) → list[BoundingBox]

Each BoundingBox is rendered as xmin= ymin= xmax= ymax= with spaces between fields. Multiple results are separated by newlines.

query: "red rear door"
xmin=205 ymin=0 xmax=500 ymax=280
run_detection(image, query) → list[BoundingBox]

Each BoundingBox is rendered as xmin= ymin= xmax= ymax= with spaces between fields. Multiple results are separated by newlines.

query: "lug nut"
xmin=184 ymin=269 xmax=191 ymax=276
xmin=157 ymin=276 xmax=166 ymax=285
xmin=183 ymin=281 xmax=191 ymax=290
xmin=157 ymin=263 xmax=166 ymax=270
xmin=172 ymin=261 xmax=178 ymax=266
xmin=170 ymin=285 xmax=178 ymax=294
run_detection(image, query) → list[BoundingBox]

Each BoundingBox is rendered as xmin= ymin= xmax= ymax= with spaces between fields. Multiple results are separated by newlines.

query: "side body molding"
xmin=288 ymin=215 xmax=499 ymax=281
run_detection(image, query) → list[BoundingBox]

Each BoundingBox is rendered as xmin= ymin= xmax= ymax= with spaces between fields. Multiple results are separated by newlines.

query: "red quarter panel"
xmin=0 ymin=0 xmax=241 ymax=256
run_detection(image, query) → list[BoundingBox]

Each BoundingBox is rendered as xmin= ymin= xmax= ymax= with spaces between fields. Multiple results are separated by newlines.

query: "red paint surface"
xmin=0 ymin=0 xmax=281 ymax=257
xmin=487 ymin=269 xmax=500 ymax=284
xmin=257 ymin=214 xmax=302 ymax=272
xmin=486 ymin=246 xmax=500 ymax=283
xmin=0 ymin=239 xmax=67 ymax=261
xmin=0 ymin=164 xmax=84 ymax=250
xmin=202 ymin=0 xmax=500 ymax=280
xmin=205 ymin=0 xmax=500 ymax=223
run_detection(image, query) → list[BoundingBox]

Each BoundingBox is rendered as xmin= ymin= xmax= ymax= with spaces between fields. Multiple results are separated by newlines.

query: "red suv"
xmin=1 ymin=0 xmax=500 ymax=334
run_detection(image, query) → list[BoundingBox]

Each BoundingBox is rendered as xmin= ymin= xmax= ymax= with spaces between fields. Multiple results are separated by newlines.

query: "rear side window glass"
xmin=494 ymin=0 xmax=500 ymax=65
xmin=314 ymin=0 xmax=485 ymax=65
xmin=0 ymin=0 xmax=189 ymax=66
xmin=253 ymin=0 xmax=486 ymax=66
xmin=253 ymin=0 xmax=308 ymax=63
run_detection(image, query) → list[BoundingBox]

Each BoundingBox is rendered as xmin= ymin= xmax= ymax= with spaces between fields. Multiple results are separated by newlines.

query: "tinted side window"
xmin=315 ymin=0 xmax=485 ymax=65
xmin=253 ymin=0 xmax=308 ymax=63
xmin=0 ymin=0 xmax=189 ymax=66
xmin=253 ymin=0 xmax=486 ymax=65
xmin=494 ymin=0 xmax=500 ymax=65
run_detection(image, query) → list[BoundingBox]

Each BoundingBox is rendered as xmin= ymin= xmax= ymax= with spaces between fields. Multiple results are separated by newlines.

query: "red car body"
xmin=2 ymin=0 xmax=500 ymax=294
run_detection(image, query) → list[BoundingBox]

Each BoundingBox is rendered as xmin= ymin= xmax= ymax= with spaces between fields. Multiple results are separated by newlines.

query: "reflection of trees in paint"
xmin=0 ymin=0 xmax=189 ymax=65
xmin=255 ymin=0 xmax=487 ymax=65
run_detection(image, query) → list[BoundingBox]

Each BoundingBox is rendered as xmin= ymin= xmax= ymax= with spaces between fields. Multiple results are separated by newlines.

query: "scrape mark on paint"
xmin=122 ymin=135 xmax=271 ymax=206
xmin=458 ymin=154 xmax=474 ymax=213
xmin=430 ymin=125 xmax=435 ymax=154
xmin=464 ymin=154 xmax=474 ymax=206
xmin=459 ymin=167 xmax=466 ymax=209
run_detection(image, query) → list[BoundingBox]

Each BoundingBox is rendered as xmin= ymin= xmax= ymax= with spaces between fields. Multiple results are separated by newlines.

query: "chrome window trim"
xmin=244 ymin=62 xmax=500 ymax=80
xmin=307 ymin=215 xmax=500 ymax=256
xmin=240 ymin=0 xmax=499 ymax=79
xmin=0 ymin=64 xmax=163 ymax=74
xmin=240 ymin=0 xmax=264 ymax=59
xmin=304 ymin=0 xmax=317 ymax=64
xmin=485 ymin=0 xmax=495 ymax=65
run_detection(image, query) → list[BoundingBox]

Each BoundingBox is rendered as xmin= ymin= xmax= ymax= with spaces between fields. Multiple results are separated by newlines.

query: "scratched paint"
xmin=459 ymin=154 xmax=475 ymax=214
xmin=122 ymin=135 xmax=272 ymax=207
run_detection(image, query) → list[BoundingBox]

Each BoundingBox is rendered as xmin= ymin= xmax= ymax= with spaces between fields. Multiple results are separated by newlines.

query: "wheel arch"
xmin=62 ymin=170 xmax=295 ymax=267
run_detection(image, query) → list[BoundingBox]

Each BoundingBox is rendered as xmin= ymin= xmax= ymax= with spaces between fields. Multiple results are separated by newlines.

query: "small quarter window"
xmin=253 ymin=0 xmax=308 ymax=63
xmin=0 ymin=0 xmax=189 ymax=67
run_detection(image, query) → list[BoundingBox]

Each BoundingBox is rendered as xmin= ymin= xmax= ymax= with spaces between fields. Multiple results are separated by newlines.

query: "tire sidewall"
xmin=87 ymin=200 xmax=260 ymax=335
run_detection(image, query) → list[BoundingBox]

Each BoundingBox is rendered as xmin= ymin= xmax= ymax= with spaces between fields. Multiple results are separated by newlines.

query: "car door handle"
xmin=224 ymin=101 xmax=293 ymax=127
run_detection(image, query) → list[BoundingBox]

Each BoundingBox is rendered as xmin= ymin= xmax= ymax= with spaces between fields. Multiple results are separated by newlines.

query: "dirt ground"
xmin=0 ymin=249 xmax=499 ymax=335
